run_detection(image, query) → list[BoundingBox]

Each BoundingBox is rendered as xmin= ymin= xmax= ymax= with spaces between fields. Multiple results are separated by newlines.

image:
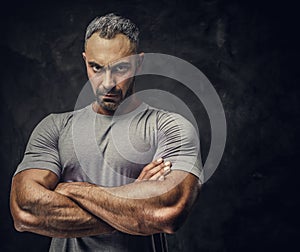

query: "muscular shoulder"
xmin=146 ymin=106 xmax=197 ymax=136
xmin=41 ymin=106 xmax=89 ymax=133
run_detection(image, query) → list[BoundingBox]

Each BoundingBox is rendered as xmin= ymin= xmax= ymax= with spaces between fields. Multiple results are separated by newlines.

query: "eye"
xmin=114 ymin=64 xmax=130 ymax=74
xmin=92 ymin=65 xmax=103 ymax=73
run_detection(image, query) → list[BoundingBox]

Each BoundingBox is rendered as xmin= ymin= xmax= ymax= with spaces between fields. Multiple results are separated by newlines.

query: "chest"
xmin=58 ymin=115 xmax=157 ymax=186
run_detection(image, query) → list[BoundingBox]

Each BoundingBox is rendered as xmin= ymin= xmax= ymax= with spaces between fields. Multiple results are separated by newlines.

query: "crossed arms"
xmin=10 ymin=159 xmax=200 ymax=238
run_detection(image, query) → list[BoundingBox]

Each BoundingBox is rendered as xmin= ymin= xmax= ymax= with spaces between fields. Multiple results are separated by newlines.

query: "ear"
xmin=136 ymin=52 xmax=144 ymax=71
xmin=82 ymin=52 xmax=87 ymax=61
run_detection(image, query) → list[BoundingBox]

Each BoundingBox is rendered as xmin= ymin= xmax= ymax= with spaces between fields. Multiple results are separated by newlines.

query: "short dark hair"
xmin=85 ymin=13 xmax=139 ymax=50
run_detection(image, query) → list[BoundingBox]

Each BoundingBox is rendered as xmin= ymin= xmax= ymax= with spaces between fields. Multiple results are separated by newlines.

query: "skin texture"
xmin=10 ymin=159 xmax=171 ymax=237
xmin=10 ymin=32 xmax=200 ymax=238
xmin=55 ymin=171 xmax=199 ymax=235
xmin=82 ymin=33 xmax=143 ymax=115
xmin=10 ymin=169 xmax=114 ymax=238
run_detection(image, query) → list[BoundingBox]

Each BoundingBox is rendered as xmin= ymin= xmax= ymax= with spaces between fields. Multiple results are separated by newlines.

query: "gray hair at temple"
xmin=85 ymin=13 xmax=139 ymax=52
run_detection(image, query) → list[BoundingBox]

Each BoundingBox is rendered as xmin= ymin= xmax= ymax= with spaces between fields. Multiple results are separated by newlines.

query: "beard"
xmin=95 ymin=81 xmax=134 ymax=112
xmin=96 ymin=90 xmax=121 ymax=112
xmin=97 ymin=98 xmax=119 ymax=111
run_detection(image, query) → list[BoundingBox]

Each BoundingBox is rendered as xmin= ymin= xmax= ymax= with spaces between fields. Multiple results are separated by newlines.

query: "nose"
xmin=102 ymin=69 xmax=116 ymax=92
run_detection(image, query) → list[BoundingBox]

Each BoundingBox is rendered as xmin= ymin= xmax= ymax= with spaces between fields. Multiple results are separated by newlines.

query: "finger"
xmin=142 ymin=162 xmax=166 ymax=180
xmin=149 ymin=164 xmax=171 ymax=181
xmin=137 ymin=158 xmax=163 ymax=180
xmin=143 ymin=158 xmax=164 ymax=172
xmin=149 ymin=161 xmax=172 ymax=181
xmin=158 ymin=175 xmax=165 ymax=181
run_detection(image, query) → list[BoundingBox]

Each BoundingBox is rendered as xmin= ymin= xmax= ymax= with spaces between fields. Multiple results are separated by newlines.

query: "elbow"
xmin=12 ymin=210 xmax=33 ymax=232
xmin=11 ymin=205 xmax=38 ymax=233
xmin=151 ymin=194 xmax=198 ymax=234
xmin=163 ymin=222 xmax=181 ymax=234
xmin=154 ymin=205 xmax=189 ymax=234
xmin=162 ymin=212 xmax=187 ymax=234
xmin=13 ymin=217 xmax=26 ymax=232
xmin=12 ymin=210 xmax=28 ymax=232
xmin=162 ymin=224 xmax=178 ymax=235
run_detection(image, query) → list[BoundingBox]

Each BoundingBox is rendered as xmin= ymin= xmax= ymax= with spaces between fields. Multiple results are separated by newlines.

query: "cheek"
xmin=87 ymin=68 xmax=96 ymax=80
xmin=115 ymin=69 xmax=135 ymax=88
xmin=87 ymin=70 xmax=102 ymax=88
xmin=118 ymin=77 xmax=134 ymax=93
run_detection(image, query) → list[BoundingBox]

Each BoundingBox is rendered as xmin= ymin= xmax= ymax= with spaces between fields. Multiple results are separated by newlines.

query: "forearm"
xmin=57 ymin=182 xmax=169 ymax=235
xmin=11 ymin=178 xmax=114 ymax=238
xmin=57 ymin=172 xmax=199 ymax=235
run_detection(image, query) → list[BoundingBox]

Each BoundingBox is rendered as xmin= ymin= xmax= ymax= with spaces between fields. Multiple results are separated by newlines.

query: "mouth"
xmin=96 ymin=87 xmax=122 ymax=104
xmin=101 ymin=93 xmax=121 ymax=102
xmin=103 ymin=93 xmax=119 ymax=98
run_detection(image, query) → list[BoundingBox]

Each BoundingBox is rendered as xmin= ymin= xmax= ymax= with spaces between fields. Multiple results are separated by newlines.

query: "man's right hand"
xmin=136 ymin=158 xmax=171 ymax=181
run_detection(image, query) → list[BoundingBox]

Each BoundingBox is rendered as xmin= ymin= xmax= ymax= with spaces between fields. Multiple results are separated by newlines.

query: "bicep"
xmin=12 ymin=168 xmax=59 ymax=190
xmin=155 ymin=113 xmax=202 ymax=180
xmin=15 ymin=114 xmax=62 ymax=177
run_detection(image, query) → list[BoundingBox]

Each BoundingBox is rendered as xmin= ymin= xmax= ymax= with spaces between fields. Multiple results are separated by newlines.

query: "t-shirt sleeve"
xmin=154 ymin=112 xmax=203 ymax=182
xmin=14 ymin=114 xmax=62 ymax=177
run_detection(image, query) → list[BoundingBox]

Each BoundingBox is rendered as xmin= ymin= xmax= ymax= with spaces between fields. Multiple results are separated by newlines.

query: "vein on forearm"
xmin=59 ymin=172 xmax=197 ymax=235
xmin=12 ymin=176 xmax=114 ymax=238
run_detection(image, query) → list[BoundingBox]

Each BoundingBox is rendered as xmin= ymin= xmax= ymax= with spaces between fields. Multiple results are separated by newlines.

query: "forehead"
xmin=85 ymin=33 xmax=135 ymax=65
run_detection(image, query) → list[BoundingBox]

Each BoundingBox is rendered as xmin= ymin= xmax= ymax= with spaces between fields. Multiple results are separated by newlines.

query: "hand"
xmin=136 ymin=158 xmax=171 ymax=182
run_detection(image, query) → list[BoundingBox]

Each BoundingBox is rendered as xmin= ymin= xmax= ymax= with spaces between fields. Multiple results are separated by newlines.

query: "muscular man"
xmin=10 ymin=13 xmax=202 ymax=251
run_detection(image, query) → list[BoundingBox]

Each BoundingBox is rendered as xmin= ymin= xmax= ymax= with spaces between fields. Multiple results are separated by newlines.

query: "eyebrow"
xmin=88 ymin=61 xmax=104 ymax=68
xmin=88 ymin=60 xmax=132 ymax=69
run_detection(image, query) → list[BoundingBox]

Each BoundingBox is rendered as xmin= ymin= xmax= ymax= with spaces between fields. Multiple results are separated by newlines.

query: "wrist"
xmin=55 ymin=182 xmax=92 ymax=197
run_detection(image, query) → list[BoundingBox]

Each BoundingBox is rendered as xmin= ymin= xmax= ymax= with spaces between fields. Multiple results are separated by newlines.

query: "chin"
xmin=100 ymin=101 xmax=119 ymax=112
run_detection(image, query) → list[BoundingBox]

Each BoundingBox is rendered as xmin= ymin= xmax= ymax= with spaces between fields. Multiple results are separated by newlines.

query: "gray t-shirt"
xmin=15 ymin=103 xmax=202 ymax=252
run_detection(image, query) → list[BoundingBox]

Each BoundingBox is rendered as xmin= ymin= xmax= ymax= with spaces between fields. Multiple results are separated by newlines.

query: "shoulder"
xmin=147 ymin=106 xmax=196 ymax=133
xmin=43 ymin=106 xmax=90 ymax=132
xmin=36 ymin=111 xmax=70 ymax=131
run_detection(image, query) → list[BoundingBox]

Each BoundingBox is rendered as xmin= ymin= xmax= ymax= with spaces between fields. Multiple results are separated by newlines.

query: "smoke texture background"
xmin=0 ymin=0 xmax=299 ymax=251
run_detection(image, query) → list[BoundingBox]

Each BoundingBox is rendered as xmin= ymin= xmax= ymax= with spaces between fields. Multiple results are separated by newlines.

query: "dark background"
xmin=0 ymin=0 xmax=299 ymax=251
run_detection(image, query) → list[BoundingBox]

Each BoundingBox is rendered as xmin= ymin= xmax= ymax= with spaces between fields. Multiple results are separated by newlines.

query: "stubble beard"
xmin=95 ymin=81 xmax=134 ymax=113
xmin=97 ymin=98 xmax=119 ymax=112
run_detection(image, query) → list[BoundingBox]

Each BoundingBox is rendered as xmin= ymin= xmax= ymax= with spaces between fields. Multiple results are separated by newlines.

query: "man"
xmin=10 ymin=13 xmax=202 ymax=251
